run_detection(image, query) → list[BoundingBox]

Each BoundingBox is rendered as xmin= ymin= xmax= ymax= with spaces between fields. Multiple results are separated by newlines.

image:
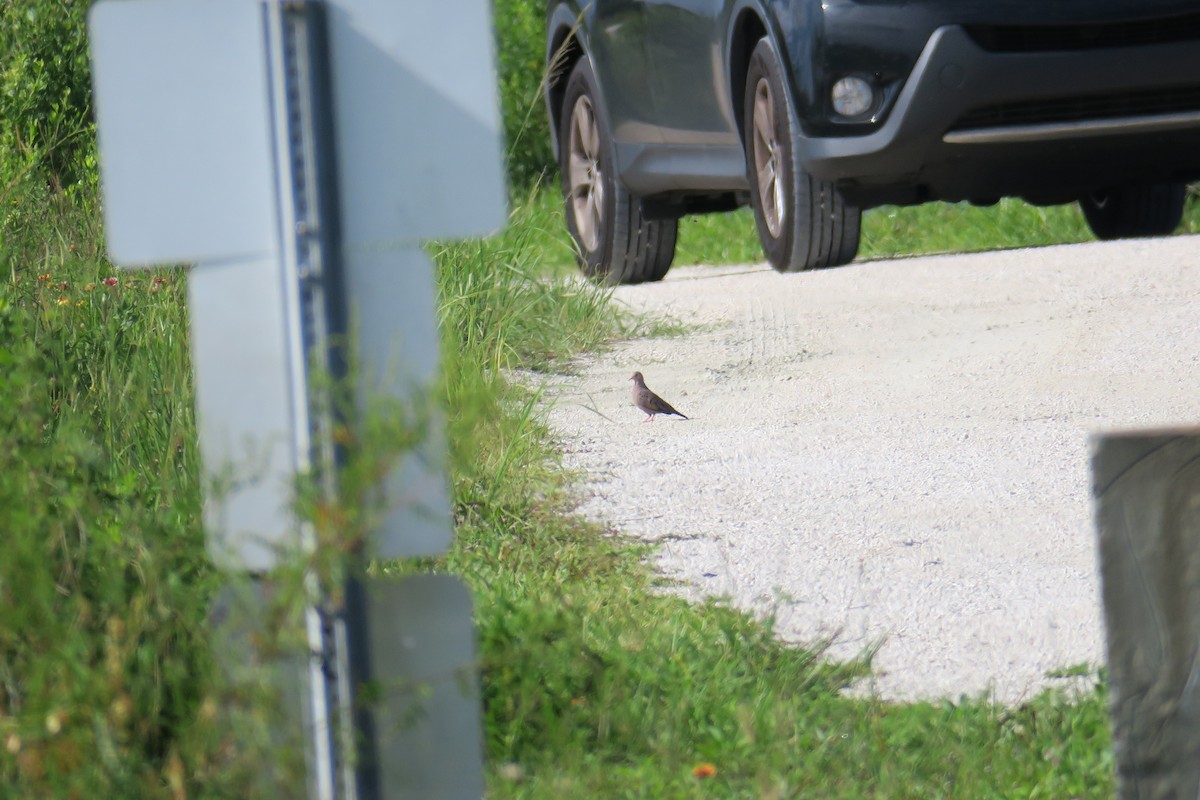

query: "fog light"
xmin=831 ymin=77 xmax=874 ymax=118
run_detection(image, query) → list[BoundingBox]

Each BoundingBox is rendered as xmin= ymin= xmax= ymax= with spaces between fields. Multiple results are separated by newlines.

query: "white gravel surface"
xmin=544 ymin=235 xmax=1200 ymax=703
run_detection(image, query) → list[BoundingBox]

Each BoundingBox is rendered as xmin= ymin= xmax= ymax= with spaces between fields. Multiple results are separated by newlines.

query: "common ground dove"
xmin=630 ymin=371 xmax=687 ymax=422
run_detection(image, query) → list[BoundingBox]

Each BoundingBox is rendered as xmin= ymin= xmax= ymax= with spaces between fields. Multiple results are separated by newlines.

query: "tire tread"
xmin=1080 ymin=182 xmax=1186 ymax=241
xmin=744 ymin=39 xmax=861 ymax=273
xmin=559 ymin=60 xmax=677 ymax=285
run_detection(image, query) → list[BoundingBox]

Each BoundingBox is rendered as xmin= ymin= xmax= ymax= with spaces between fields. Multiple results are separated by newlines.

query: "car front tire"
xmin=559 ymin=58 xmax=677 ymax=285
xmin=744 ymin=39 xmax=860 ymax=272
xmin=1079 ymin=182 xmax=1187 ymax=241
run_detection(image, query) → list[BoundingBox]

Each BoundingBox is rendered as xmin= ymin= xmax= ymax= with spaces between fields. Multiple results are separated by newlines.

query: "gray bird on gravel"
xmin=630 ymin=371 xmax=687 ymax=422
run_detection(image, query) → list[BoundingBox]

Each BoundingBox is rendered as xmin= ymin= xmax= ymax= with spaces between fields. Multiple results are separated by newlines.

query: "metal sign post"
xmin=88 ymin=0 xmax=506 ymax=796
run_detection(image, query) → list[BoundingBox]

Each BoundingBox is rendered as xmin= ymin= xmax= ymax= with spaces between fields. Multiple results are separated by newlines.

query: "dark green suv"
xmin=545 ymin=1 xmax=1200 ymax=283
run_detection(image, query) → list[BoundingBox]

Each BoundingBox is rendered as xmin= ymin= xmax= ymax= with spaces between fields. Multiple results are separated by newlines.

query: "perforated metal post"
xmin=263 ymin=2 xmax=362 ymax=795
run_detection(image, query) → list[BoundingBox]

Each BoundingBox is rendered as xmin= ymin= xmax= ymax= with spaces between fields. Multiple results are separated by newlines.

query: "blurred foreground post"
xmin=1092 ymin=430 xmax=1200 ymax=800
xmin=88 ymin=0 xmax=506 ymax=796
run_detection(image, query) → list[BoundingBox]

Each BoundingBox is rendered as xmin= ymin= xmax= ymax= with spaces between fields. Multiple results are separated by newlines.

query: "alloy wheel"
xmin=567 ymin=95 xmax=604 ymax=253
xmin=751 ymin=77 xmax=786 ymax=238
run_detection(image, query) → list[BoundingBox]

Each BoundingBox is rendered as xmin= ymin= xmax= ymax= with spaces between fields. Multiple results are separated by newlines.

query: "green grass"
xmin=0 ymin=3 xmax=1129 ymax=794
xmin=0 ymin=189 xmax=215 ymax=796
xmin=430 ymin=188 xmax=1116 ymax=798
xmin=674 ymin=199 xmax=1103 ymax=265
xmin=0 ymin=182 xmax=1120 ymax=798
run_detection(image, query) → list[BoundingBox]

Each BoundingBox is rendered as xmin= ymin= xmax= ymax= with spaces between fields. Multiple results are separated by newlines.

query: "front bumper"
xmin=799 ymin=25 xmax=1200 ymax=205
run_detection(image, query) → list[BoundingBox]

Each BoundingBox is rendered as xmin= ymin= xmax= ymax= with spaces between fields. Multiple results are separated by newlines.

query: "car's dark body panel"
xmin=643 ymin=0 xmax=741 ymax=146
xmin=580 ymin=0 xmax=659 ymax=144
xmin=547 ymin=0 xmax=1200 ymax=212
xmin=802 ymin=24 xmax=1200 ymax=205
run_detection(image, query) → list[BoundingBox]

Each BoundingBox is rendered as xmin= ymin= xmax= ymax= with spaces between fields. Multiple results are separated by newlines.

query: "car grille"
xmin=952 ymin=85 xmax=1200 ymax=131
xmin=965 ymin=12 xmax=1200 ymax=52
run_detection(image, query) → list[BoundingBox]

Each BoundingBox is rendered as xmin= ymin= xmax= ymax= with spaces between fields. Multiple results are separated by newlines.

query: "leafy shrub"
xmin=0 ymin=229 xmax=217 ymax=795
xmin=0 ymin=0 xmax=555 ymax=195
xmin=0 ymin=0 xmax=97 ymax=194
xmin=493 ymin=0 xmax=556 ymax=188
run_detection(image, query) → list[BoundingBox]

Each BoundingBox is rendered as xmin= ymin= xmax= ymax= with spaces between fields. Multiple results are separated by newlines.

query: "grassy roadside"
xmin=678 ymin=192 xmax=1200 ymax=266
xmin=0 ymin=189 xmax=215 ymax=796
xmin=1 ymin=182 xmax=1118 ymax=797
xmin=434 ymin=190 xmax=1117 ymax=797
xmin=0 ymin=2 xmax=1136 ymax=793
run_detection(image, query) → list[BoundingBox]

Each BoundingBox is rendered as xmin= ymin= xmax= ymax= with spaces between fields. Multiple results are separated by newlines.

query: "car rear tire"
xmin=559 ymin=59 xmax=677 ymax=285
xmin=744 ymin=39 xmax=860 ymax=272
xmin=1079 ymin=182 xmax=1186 ymax=241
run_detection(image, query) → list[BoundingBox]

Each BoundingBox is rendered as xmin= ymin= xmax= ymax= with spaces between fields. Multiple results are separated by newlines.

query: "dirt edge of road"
xmin=543 ymin=237 xmax=1200 ymax=703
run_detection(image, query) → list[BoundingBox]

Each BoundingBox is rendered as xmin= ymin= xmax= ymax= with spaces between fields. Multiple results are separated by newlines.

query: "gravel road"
xmin=544 ymin=235 xmax=1200 ymax=703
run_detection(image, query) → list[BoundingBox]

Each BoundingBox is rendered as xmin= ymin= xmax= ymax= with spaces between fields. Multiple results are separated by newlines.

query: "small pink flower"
xmin=102 ymin=277 xmax=119 ymax=287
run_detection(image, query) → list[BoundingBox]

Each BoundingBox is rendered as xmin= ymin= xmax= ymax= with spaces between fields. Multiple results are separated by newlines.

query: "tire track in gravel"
xmin=546 ymin=237 xmax=1200 ymax=702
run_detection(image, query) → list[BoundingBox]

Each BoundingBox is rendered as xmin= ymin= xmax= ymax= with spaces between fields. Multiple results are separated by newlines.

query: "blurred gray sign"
xmin=326 ymin=0 xmax=508 ymax=247
xmin=90 ymin=0 xmax=506 ymax=568
xmin=90 ymin=1 xmax=501 ymax=797
xmin=1093 ymin=430 xmax=1200 ymax=800
xmin=89 ymin=0 xmax=278 ymax=267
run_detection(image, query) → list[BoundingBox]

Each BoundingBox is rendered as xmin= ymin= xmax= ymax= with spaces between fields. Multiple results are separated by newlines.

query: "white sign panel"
xmin=345 ymin=246 xmax=452 ymax=558
xmin=328 ymin=0 xmax=508 ymax=247
xmin=89 ymin=0 xmax=276 ymax=267
xmin=90 ymin=0 xmax=509 ymax=564
xmin=188 ymin=257 xmax=301 ymax=572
